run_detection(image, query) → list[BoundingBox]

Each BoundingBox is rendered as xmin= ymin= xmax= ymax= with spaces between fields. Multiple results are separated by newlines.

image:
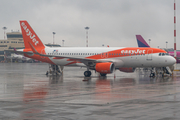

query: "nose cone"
xmin=169 ymin=56 xmax=176 ymax=65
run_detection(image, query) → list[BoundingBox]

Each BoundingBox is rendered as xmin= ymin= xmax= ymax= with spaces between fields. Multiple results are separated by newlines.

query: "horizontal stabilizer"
xmin=5 ymin=50 xmax=34 ymax=56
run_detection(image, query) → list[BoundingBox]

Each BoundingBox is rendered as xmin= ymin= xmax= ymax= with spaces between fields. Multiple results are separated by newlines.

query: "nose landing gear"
xmin=84 ymin=71 xmax=92 ymax=77
xmin=150 ymin=72 xmax=155 ymax=78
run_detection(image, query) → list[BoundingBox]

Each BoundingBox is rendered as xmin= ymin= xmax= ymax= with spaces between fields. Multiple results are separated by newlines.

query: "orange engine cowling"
xmin=95 ymin=62 xmax=114 ymax=74
xmin=119 ymin=67 xmax=135 ymax=73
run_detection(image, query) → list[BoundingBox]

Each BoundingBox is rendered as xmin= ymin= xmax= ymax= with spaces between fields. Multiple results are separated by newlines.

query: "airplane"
xmin=6 ymin=48 xmax=33 ymax=62
xmin=12 ymin=48 xmax=33 ymax=62
xmin=136 ymin=35 xmax=150 ymax=47
xmin=9 ymin=20 xmax=176 ymax=77
xmin=11 ymin=53 xmax=31 ymax=62
xmin=136 ymin=35 xmax=180 ymax=63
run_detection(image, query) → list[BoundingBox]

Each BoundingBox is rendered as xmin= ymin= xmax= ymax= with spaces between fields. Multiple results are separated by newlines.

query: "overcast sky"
xmin=0 ymin=0 xmax=179 ymax=49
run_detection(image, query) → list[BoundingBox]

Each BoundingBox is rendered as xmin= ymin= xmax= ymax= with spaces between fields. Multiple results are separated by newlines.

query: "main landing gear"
xmin=149 ymin=68 xmax=155 ymax=78
xmin=100 ymin=73 xmax=107 ymax=77
xmin=84 ymin=71 xmax=107 ymax=77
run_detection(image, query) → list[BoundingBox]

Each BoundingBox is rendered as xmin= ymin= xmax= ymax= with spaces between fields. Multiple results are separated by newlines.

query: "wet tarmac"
xmin=1 ymin=63 xmax=180 ymax=119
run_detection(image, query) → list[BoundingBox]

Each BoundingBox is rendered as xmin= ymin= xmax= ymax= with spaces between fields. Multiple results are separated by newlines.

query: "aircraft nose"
xmin=169 ymin=56 xmax=176 ymax=65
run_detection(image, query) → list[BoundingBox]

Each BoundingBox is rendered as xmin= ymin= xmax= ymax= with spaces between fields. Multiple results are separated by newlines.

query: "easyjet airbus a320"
xmin=12 ymin=20 xmax=176 ymax=77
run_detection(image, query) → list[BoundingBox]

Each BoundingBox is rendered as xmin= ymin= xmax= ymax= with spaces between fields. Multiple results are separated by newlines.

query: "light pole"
xmin=2 ymin=27 xmax=7 ymax=39
xmin=85 ymin=27 xmax=89 ymax=47
xmin=2 ymin=27 xmax=7 ymax=61
xmin=166 ymin=41 xmax=168 ymax=48
xmin=149 ymin=39 xmax=151 ymax=47
xmin=52 ymin=32 xmax=56 ymax=44
xmin=62 ymin=40 xmax=65 ymax=47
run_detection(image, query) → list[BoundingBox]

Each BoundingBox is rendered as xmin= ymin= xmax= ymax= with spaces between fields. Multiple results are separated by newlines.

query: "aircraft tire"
xmin=84 ymin=71 xmax=91 ymax=77
xmin=100 ymin=73 xmax=107 ymax=77
xmin=150 ymin=73 xmax=155 ymax=78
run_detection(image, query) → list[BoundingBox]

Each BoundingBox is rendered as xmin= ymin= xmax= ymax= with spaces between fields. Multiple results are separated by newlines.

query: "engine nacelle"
xmin=119 ymin=67 xmax=135 ymax=73
xmin=95 ymin=62 xmax=114 ymax=74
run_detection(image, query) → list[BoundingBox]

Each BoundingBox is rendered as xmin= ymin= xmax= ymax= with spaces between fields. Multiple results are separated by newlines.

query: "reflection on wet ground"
xmin=0 ymin=63 xmax=180 ymax=119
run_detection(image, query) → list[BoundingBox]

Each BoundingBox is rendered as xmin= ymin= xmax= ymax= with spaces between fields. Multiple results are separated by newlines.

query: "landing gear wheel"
xmin=100 ymin=73 xmax=107 ymax=77
xmin=84 ymin=71 xmax=91 ymax=77
xmin=150 ymin=73 xmax=155 ymax=78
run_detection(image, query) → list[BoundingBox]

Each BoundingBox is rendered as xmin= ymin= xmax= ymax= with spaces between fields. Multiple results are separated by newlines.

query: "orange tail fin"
xmin=20 ymin=20 xmax=45 ymax=51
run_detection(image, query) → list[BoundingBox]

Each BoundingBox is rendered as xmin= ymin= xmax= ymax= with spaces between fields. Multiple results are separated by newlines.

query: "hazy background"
xmin=0 ymin=0 xmax=179 ymax=49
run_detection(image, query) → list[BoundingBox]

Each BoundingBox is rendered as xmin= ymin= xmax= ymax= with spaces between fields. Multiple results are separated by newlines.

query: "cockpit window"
xmin=159 ymin=53 xmax=169 ymax=56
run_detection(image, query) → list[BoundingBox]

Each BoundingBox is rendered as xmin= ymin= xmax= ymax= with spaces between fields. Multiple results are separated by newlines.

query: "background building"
xmin=0 ymin=31 xmax=24 ymax=61
xmin=0 ymin=31 xmax=61 ymax=62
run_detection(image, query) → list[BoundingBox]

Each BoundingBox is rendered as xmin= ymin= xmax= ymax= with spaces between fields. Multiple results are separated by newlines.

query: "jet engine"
xmin=119 ymin=67 xmax=135 ymax=73
xmin=95 ymin=62 xmax=114 ymax=74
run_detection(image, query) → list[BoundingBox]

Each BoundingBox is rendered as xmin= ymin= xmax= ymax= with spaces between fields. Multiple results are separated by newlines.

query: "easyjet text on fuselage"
xmin=121 ymin=49 xmax=146 ymax=54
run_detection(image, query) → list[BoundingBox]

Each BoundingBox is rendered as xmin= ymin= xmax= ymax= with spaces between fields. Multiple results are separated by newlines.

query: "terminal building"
xmin=0 ymin=31 xmax=61 ymax=62
xmin=0 ymin=31 xmax=24 ymax=61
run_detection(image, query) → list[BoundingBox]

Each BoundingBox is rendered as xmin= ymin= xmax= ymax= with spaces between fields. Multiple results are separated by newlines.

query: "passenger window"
xmin=162 ymin=53 xmax=165 ymax=56
xmin=159 ymin=53 xmax=161 ymax=56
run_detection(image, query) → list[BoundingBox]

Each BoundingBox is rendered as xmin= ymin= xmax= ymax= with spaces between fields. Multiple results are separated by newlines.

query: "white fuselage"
xmin=43 ymin=47 xmax=175 ymax=68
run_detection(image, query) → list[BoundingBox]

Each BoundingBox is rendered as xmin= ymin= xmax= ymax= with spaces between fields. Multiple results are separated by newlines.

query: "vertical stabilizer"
xmin=20 ymin=20 xmax=45 ymax=50
xmin=136 ymin=35 xmax=150 ymax=47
